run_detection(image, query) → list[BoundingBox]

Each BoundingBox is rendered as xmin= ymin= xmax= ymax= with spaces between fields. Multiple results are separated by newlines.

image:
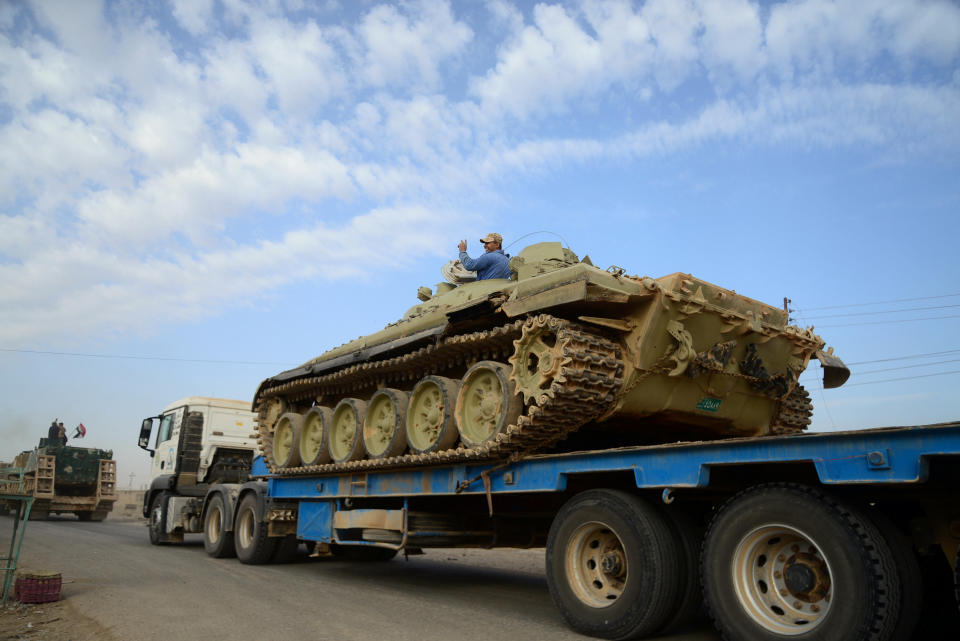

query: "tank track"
xmin=256 ymin=316 xmax=624 ymax=476
xmin=770 ymin=386 xmax=814 ymax=435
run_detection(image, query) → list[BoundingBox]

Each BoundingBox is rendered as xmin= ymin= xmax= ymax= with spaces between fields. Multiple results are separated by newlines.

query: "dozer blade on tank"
xmin=253 ymin=242 xmax=849 ymax=476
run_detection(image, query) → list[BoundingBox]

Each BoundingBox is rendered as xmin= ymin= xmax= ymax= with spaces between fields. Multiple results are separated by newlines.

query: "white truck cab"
xmin=139 ymin=397 xmax=263 ymax=545
xmin=139 ymin=396 xmax=258 ymax=486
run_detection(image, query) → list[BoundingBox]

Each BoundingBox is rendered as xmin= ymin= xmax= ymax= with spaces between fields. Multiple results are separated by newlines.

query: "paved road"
xmin=2 ymin=516 xmax=721 ymax=641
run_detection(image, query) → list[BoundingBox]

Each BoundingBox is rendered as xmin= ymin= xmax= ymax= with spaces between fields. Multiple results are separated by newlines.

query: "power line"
xmin=841 ymin=370 xmax=960 ymax=387
xmin=845 ymin=349 xmax=960 ymax=366
xmin=853 ymin=358 xmax=960 ymax=376
xmin=795 ymin=293 xmax=960 ymax=312
xmin=0 ymin=347 xmax=294 ymax=367
xmin=800 ymin=304 xmax=960 ymax=320
xmin=817 ymin=315 xmax=960 ymax=328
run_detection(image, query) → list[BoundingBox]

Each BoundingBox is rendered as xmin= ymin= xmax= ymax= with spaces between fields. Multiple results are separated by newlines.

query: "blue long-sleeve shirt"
xmin=459 ymin=249 xmax=511 ymax=280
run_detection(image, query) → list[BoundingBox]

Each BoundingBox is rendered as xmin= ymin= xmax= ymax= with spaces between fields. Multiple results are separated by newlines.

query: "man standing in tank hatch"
xmin=457 ymin=232 xmax=511 ymax=280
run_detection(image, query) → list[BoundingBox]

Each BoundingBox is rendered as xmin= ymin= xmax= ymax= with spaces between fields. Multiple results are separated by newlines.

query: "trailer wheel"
xmin=858 ymin=507 xmax=921 ymax=641
xmin=148 ymin=492 xmax=171 ymax=545
xmin=546 ymin=489 xmax=681 ymax=640
xmin=954 ymin=549 xmax=959 ymax=614
xmin=701 ymin=483 xmax=900 ymax=641
xmin=329 ymin=544 xmax=398 ymax=562
xmin=203 ymin=494 xmax=236 ymax=558
xmin=658 ymin=506 xmax=705 ymax=634
xmin=234 ymin=493 xmax=277 ymax=564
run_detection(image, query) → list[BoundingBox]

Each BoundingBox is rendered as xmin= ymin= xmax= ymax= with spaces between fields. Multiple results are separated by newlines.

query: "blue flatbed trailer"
xmin=177 ymin=422 xmax=960 ymax=641
xmin=260 ymin=422 xmax=960 ymax=641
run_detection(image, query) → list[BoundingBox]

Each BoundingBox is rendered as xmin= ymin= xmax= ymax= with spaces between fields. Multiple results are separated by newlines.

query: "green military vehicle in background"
xmin=0 ymin=438 xmax=117 ymax=521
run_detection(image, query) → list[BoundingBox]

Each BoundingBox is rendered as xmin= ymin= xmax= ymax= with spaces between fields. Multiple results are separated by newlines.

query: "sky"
xmin=1 ymin=0 xmax=958 ymax=489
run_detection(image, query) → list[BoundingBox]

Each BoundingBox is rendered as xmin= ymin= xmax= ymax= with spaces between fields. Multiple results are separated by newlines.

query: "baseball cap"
xmin=479 ymin=232 xmax=503 ymax=244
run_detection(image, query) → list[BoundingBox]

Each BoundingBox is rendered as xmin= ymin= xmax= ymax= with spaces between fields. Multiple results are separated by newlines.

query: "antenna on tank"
xmin=505 ymin=231 xmax=570 ymax=251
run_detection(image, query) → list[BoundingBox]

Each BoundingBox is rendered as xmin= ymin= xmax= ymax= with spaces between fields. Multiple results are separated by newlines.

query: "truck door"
xmin=151 ymin=406 xmax=184 ymax=480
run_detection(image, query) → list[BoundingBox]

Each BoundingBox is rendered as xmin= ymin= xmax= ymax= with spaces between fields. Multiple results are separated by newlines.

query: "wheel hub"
xmin=600 ymin=550 xmax=625 ymax=577
xmin=783 ymin=553 xmax=830 ymax=601
xmin=479 ymin=394 xmax=499 ymax=419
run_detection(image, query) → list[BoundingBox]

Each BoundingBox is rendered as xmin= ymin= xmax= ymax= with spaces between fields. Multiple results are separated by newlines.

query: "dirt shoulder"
xmin=1 ymin=597 xmax=116 ymax=641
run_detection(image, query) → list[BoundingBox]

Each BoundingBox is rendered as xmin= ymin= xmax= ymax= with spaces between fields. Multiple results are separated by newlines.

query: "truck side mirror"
xmin=139 ymin=417 xmax=156 ymax=454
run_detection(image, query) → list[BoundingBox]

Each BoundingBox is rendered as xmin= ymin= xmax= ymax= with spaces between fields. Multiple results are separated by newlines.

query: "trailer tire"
xmin=954 ymin=549 xmax=959 ymax=614
xmin=203 ymin=494 xmax=236 ymax=558
xmin=858 ymin=507 xmax=921 ymax=641
xmin=148 ymin=492 xmax=171 ymax=545
xmin=329 ymin=544 xmax=398 ymax=562
xmin=701 ymin=483 xmax=900 ymax=641
xmin=234 ymin=493 xmax=277 ymax=564
xmin=658 ymin=506 xmax=705 ymax=634
xmin=545 ymin=489 xmax=682 ymax=640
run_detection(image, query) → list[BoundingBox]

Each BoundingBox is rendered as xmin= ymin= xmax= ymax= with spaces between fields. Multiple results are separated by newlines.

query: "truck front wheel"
xmin=203 ymin=494 xmax=236 ymax=558
xmin=234 ymin=493 xmax=277 ymax=564
xmin=545 ymin=489 xmax=682 ymax=640
xmin=148 ymin=493 xmax=171 ymax=545
xmin=701 ymin=483 xmax=900 ymax=641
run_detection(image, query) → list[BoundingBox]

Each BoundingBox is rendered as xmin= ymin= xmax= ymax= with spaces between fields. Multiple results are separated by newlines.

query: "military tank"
xmin=254 ymin=242 xmax=849 ymax=476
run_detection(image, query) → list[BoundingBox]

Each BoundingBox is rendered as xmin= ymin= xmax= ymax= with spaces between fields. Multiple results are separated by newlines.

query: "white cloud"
xmin=698 ymin=0 xmax=765 ymax=85
xmin=1 ymin=0 xmax=957 ymax=347
xmin=247 ymin=17 xmax=346 ymax=115
xmin=640 ymin=0 xmax=699 ymax=92
xmin=171 ymin=0 xmax=215 ymax=36
xmin=767 ymin=0 xmax=960 ymax=78
xmin=358 ymin=1 xmax=473 ymax=91
xmin=0 ymin=205 xmax=463 ymax=343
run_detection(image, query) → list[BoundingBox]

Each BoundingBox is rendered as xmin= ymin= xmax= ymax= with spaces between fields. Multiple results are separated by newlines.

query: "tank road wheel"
xmin=363 ymin=388 xmax=409 ymax=459
xmin=546 ymin=489 xmax=682 ymax=639
xmin=272 ymin=412 xmax=304 ymax=469
xmin=701 ymin=483 xmax=900 ymax=641
xmin=406 ymin=376 xmax=461 ymax=454
xmin=455 ymin=361 xmax=523 ymax=448
xmin=203 ymin=493 xmax=236 ymax=558
xmin=329 ymin=399 xmax=367 ymax=463
xmin=234 ymin=493 xmax=277 ymax=564
xmin=300 ymin=406 xmax=333 ymax=467
xmin=509 ymin=315 xmax=571 ymax=405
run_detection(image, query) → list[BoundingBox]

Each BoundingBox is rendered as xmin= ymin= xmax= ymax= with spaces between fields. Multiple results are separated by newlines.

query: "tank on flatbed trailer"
xmin=138 ymin=398 xmax=960 ymax=639
xmin=0 ymin=439 xmax=116 ymax=521
xmin=253 ymin=242 xmax=849 ymax=477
